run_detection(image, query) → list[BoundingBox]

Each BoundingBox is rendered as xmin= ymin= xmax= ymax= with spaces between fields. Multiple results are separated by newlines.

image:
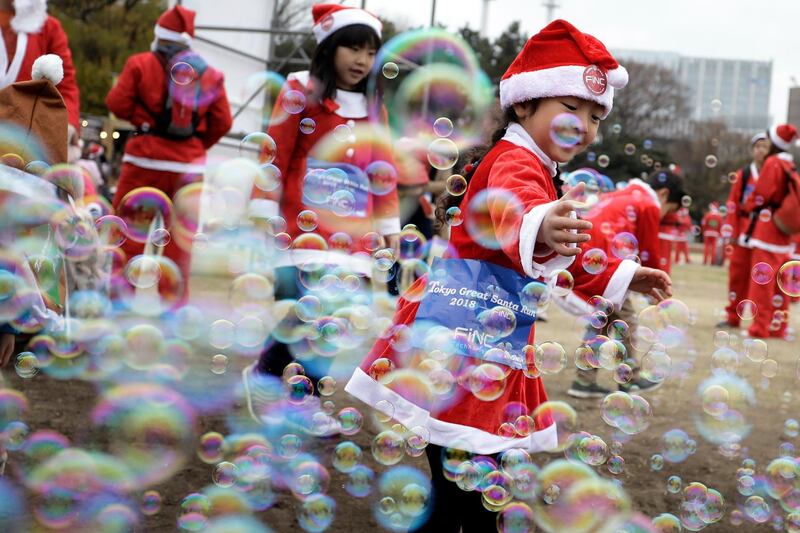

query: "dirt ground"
xmin=5 ymin=251 xmax=798 ymax=532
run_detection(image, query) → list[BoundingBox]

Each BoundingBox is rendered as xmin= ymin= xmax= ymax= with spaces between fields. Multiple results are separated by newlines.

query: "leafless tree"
xmin=606 ymin=61 xmax=690 ymax=139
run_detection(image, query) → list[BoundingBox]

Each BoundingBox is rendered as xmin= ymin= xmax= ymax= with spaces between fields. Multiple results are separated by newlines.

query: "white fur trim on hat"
xmin=11 ymin=0 xmax=47 ymax=34
xmin=750 ymin=131 xmax=767 ymax=146
xmin=31 ymin=54 xmax=63 ymax=85
xmin=154 ymin=24 xmax=192 ymax=46
xmin=499 ymin=65 xmax=616 ymax=118
xmin=769 ymin=125 xmax=792 ymax=151
xmin=313 ymin=8 xmax=382 ymax=44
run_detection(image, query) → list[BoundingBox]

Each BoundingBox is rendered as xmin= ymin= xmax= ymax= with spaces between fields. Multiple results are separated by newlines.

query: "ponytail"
xmin=434 ymin=106 xmax=517 ymax=232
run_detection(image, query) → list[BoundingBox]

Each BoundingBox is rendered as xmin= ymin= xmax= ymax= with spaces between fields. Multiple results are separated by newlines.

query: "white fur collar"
xmin=778 ymin=152 xmax=794 ymax=162
xmin=627 ymin=178 xmax=661 ymax=205
xmin=502 ymin=122 xmax=557 ymax=177
xmin=11 ymin=0 xmax=47 ymax=34
xmin=287 ymin=70 xmax=367 ymax=119
xmin=750 ymin=162 xmax=759 ymax=181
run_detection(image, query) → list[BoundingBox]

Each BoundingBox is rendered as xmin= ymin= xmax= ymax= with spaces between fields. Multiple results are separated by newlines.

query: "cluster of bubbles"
xmin=1 ymin=22 xmax=800 ymax=533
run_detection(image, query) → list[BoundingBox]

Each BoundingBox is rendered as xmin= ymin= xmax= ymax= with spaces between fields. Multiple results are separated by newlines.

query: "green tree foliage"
xmin=50 ymin=0 xmax=165 ymax=116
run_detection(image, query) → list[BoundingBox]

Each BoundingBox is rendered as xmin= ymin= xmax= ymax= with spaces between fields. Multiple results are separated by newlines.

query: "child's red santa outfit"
xmin=673 ymin=208 xmax=692 ymax=264
xmin=743 ymin=124 xmax=798 ymax=338
xmin=0 ymin=0 xmax=79 ymax=128
xmin=107 ymin=5 xmax=232 ymax=294
xmin=346 ymin=19 xmax=635 ymax=454
xmin=249 ymin=4 xmax=399 ymax=274
xmin=701 ymin=204 xmax=722 ymax=265
xmin=658 ymin=212 xmax=680 ymax=275
xmin=723 ymin=134 xmax=764 ymax=326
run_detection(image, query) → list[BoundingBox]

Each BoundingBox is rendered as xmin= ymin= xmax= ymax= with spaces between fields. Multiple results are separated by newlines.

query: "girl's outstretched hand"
xmin=537 ymin=182 xmax=593 ymax=257
xmin=629 ymin=266 xmax=672 ymax=301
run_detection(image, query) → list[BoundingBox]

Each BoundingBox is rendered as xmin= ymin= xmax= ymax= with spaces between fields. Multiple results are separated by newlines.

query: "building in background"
xmin=615 ymin=49 xmax=772 ymax=135
xmin=788 ymin=86 xmax=800 ymax=127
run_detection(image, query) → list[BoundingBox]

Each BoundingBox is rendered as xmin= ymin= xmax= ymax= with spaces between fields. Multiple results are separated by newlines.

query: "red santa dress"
xmin=250 ymin=71 xmax=401 ymax=275
xmin=723 ymin=163 xmax=759 ymax=326
xmin=701 ymin=207 xmax=722 ymax=265
xmin=345 ymin=124 xmax=638 ymax=454
xmin=673 ymin=208 xmax=692 ymax=264
xmin=743 ymin=152 xmax=796 ymax=338
xmin=107 ymin=49 xmax=232 ymax=297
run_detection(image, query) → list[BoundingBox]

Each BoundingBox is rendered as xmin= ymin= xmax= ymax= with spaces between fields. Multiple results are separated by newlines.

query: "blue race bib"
xmin=415 ymin=258 xmax=540 ymax=370
xmin=302 ymin=158 xmax=369 ymax=218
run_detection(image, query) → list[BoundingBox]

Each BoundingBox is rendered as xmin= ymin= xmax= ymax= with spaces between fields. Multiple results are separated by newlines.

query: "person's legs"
xmin=703 ymin=238 xmax=713 ymax=265
xmin=255 ymin=266 xmax=302 ymax=378
xmin=414 ymin=445 xmax=496 ymax=533
xmin=746 ymin=248 xmax=789 ymax=338
xmin=724 ymin=244 xmax=752 ymax=327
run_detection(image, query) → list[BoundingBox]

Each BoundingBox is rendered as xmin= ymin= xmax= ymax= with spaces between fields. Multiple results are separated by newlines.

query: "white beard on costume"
xmin=11 ymin=0 xmax=48 ymax=34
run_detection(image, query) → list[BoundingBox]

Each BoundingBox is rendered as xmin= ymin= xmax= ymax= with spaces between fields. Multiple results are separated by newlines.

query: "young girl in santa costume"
xmin=719 ymin=132 xmax=768 ymax=328
xmin=743 ymin=123 xmax=798 ymax=339
xmin=345 ymin=20 xmax=670 ymax=531
xmin=243 ymin=5 xmax=400 ymax=424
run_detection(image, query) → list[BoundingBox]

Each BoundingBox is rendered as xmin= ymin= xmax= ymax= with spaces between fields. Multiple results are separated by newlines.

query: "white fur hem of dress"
xmin=345 ymin=367 xmax=559 ymax=454
xmin=12 ymin=0 xmax=48 ymax=34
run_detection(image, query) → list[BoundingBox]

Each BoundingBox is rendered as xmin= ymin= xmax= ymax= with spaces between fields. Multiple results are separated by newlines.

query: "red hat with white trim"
xmin=311 ymin=4 xmax=382 ymax=44
xmin=155 ymin=5 xmax=196 ymax=46
xmin=768 ymin=123 xmax=798 ymax=151
xmin=499 ymin=19 xmax=627 ymax=118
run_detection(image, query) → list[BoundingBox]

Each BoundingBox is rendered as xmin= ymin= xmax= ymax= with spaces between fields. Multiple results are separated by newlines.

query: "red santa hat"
xmin=154 ymin=5 xmax=196 ymax=46
xmin=311 ymin=4 xmax=382 ymax=44
xmin=499 ymin=19 xmax=627 ymax=119
xmin=768 ymin=123 xmax=798 ymax=152
xmin=11 ymin=0 xmax=48 ymax=34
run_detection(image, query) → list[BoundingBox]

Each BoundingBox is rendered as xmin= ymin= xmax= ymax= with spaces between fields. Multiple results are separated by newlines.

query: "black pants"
xmin=256 ymin=266 xmax=315 ymax=378
xmin=413 ymin=445 xmax=498 ymax=533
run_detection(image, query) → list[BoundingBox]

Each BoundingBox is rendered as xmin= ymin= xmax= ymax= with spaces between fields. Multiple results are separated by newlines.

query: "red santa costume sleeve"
xmin=105 ymin=56 xmax=144 ymax=123
xmin=41 ymin=17 xmax=79 ymax=128
xmin=199 ymin=79 xmax=232 ymax=149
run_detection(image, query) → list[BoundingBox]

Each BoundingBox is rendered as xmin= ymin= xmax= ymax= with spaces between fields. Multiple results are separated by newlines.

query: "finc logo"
xmin=583 ymin=65 xmax=607 ymax=96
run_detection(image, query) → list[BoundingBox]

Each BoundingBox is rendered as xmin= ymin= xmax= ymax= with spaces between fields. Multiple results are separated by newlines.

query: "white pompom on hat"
xmin=499 ymin=19 xmax=628 ymax=119
xmin=32 ymin=54 xmax=63 ymax=86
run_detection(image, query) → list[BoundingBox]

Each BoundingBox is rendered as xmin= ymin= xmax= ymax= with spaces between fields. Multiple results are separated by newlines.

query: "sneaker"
xmin=242 ymin=363 xmax=284 ymax=422
xmin=567 ymin=381 xmax=611 ymax=399
xmin=241 ymin=363 xmax=340 ymax=437
xmin=618 ymin=378 xmax=663 ymax=394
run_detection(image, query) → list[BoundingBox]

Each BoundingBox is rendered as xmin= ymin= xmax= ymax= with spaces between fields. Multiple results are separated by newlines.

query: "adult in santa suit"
xmin=563 ymin=170 xmax=685 ymax=398
xmin=0 ymin=0 xmax=79 ymax=129
xmin=719 ymin=132 xmax=768 ymax=328
xmin=701 ymin=203 xmax=723 ymax=265
xmin=107 ymin=5 xmax=232 ymax=299
xmin=742 ymin=124 xmax=798 ymax=339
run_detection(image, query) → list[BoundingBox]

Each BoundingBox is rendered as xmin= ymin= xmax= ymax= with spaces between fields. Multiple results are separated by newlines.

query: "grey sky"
xmin=347 ymin=0 xmax=799 ymax=125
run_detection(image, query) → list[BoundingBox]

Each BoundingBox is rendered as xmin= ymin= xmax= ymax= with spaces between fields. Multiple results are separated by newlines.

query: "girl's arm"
xmin=636 ymin=205 xmax=662 ymax=270
xmin=486 ymin=150 xmax=589 ymax=279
